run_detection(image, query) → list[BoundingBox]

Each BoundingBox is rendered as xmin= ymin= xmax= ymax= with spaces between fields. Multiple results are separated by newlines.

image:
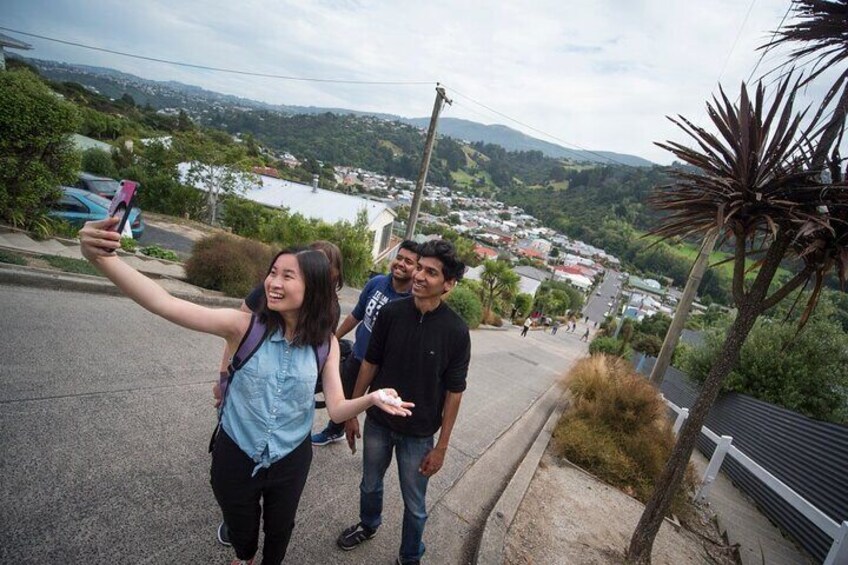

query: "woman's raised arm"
xmin=79 ymin=217 xmax=247 ymax=342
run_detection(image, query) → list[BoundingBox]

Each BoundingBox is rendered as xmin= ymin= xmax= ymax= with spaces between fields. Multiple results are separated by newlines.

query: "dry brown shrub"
xmin=553 ymin=354 xmax=696 ymax=512
xmin=185 ymin=233 xmax=274 ymax=297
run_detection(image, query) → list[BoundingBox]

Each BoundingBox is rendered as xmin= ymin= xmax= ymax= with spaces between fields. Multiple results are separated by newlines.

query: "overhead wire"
xmin=441 ymin=83 xmax=632 ymax=167
xmin=3 ymin=25 xmax=640 ymax=167
xmin=0 ymin=26 xmax=433 ymax=85
xmin=715 ymin=0 xmax=759 ymax=88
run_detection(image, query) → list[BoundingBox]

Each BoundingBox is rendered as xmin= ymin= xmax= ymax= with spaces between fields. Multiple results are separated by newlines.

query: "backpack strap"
xmin=209 ymin=314 xmax=267 ymax=453
xmin=312 ymin=336 xmax=332 ymax=409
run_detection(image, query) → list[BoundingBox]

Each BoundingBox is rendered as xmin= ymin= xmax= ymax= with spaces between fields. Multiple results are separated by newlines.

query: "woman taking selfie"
xmin=78 ymin=217 xmax=412 ymax=565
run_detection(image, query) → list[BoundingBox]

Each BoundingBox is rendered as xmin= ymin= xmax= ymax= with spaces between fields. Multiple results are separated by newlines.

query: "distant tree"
xmin=479 ymin=259 xmax=520 ymax=316
xmin=81 ymin=148 xmax=118 ymax=178
xmin=0 ymin=70 xmax=80 ymax=230
xmin=177 ymin=109 xmax=194 ymax=132
xmin=680 ymin=310 xmax=848 ymax=424
xmin=175 ymin=131 xmax=258 ymax=223
xmin=513 ymin=292 xmax=533 ymax=319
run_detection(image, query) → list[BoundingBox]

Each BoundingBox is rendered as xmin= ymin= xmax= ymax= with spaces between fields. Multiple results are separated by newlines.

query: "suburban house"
xmin=243 ymin=174 xmax=397 ymax=262
xmin=0 ymin=33 xmax=31 ymax=71
xmin=553 ymin=265 xmax=593 ymax=290
xmin=513 ymin=265 xmax=552 ymax=296
xmin=179 ymin=164 xmax=397 ymax=262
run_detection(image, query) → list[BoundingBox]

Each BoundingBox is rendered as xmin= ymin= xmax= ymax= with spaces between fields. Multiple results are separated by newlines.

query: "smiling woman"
xmin=75 ymin=217 xmax=414 ymax=565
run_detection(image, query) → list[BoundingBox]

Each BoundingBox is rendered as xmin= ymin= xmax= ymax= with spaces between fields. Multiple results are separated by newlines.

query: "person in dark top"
xmin=337 ymin=239 xmax=471 ymax=565
xmin=310 ymin=239 xmax=419 ymax=446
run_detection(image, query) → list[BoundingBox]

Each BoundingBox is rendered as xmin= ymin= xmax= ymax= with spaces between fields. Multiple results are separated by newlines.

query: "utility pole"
xmin=649 ymin=228 xmax=719 ymax=385
xmin=405 ymin=83 xmax=451 ymax=239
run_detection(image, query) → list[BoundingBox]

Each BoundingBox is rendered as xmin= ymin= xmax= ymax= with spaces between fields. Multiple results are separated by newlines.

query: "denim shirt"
xmin=221 ymin=329 xmax=317 ymax=476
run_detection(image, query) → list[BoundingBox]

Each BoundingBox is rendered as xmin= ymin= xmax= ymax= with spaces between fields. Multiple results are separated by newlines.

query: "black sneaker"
xmin=217 ymin=521 xmax=232 ymax=547
xmin=337 ymin=522 xmax=377 ymax=551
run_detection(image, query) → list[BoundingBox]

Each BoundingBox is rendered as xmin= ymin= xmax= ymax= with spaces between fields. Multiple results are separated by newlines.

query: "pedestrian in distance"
xmin=212 ymin=239 xmax=345 ymax=548
xmin=337 ymin=239 xmax=471 ymax=565
xmin=551 ymin=320 xmax=560 ymax=335
xmin=78 ymin=217 xmax=414 ymax=565
xmin=581 ymin=328 xmax=591 ymax=342
xmin=521 ymin=316 xmax=532 ymax=337
xmin=311 ymin=239 xmax=419 ymax=447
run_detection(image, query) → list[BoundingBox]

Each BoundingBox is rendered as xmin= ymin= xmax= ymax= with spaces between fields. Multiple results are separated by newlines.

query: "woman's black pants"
xmin=211 ymin=430 xmax=312 ymax=564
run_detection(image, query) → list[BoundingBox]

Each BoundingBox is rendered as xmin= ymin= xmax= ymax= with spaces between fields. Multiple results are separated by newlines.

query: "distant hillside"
xmin=403 ymin=117 xmax=654 ymax=167
xmin=17 ymin=55 xmax=653 ymax=167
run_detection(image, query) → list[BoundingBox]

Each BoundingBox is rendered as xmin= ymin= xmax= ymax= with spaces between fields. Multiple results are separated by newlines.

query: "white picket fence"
xmin=666 ymin=397 xmax=848 ymax=565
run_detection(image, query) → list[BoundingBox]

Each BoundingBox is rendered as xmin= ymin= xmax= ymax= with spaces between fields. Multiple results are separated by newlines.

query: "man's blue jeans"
xmin=360 ymin=417 xmax=433 ymax=562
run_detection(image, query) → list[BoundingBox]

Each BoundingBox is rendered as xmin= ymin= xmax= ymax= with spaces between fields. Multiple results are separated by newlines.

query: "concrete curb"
xmin=474 ymin=390 xmax=569 ymax=565
xmin=0 ymin=263 xmax=243 ymax=308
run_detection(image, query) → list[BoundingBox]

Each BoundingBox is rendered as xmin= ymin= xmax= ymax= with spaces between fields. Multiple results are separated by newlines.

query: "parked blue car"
xmin=49 ymin=186 xmax=145 ymax=239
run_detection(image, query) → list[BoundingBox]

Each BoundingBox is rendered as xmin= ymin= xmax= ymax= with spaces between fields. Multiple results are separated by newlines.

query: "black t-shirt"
xmin=245 ymin=283 xmax=341 ymax=329
xmin=365 ymin=296 xmax=470 ymax=437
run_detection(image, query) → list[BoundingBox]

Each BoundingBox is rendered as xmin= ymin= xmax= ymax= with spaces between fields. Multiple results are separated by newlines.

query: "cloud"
xmin=5 ymin=0 xmax=799 ymax=163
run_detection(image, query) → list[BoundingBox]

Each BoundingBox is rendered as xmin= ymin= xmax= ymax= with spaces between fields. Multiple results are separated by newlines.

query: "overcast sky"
xmin=4 ymin=0 xmax=808 ymax=164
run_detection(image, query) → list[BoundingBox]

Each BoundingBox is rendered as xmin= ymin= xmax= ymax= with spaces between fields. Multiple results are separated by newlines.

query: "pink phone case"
xmin=107 ymin=180 xmax=138 ymax=234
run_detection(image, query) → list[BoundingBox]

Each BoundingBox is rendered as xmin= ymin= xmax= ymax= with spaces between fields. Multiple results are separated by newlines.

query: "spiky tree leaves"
xmin=626 ymin=76 xmax=846 ymax=563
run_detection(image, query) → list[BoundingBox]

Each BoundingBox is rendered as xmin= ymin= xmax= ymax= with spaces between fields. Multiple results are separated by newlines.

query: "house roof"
xmin=514 ymin=265 xmax=551 ymax=282
xmin=179 ymin=163 xmax=394 ymax=227
xmin=244 ymin=176 xmax=394 ymax=226
xmin=0 ymin=33 xmax=32 ymax=50
xmin=474 ymin=244 xmax=499 ymax=259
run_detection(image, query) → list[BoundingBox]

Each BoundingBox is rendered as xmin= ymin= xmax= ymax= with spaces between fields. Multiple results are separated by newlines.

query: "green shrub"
xmin=120 ymin=236 xmax=138 ymax=253
xmin=589 ymin=336 xmax=625 ymax=356
xmin=446 ymin=285 xmax=483 ymax=329
xmin=48 ymin=219 xmax=82 ymax=240
xmin=184 ymin=234 xmax=274 ymax=297
xmin=630 ymin=332 xmax=663 ymax=357
xmin=140 ymin=245 xmax=179 ymax=262
xmin=0 ymin=70 xmax=81 ymax=230
xmin=0 ymin=249 xmax=27 ymax=265
xmin=552 ymin=355 xmax=696 ymax=514
xmin=81 ymin=148 xmax=117 ymax=178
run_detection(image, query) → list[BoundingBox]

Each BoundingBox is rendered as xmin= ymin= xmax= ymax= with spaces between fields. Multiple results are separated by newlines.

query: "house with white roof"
xmin=179 ymin=164 xmax=396 ymax=261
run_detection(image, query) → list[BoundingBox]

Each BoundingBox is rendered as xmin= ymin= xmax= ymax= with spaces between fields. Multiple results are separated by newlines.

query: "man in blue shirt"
xmin=311 ymin=240 xmax=419 ymax=445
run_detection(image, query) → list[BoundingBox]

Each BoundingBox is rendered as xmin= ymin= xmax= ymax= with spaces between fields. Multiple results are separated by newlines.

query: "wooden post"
xmin=649 ymin=228 xmax=719 ymax=385
xmin=405 ymin=84 xmax=451 ymax=239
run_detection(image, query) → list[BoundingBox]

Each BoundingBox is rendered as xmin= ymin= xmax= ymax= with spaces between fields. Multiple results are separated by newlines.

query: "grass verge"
xmin=552 ymin=354 xmax=697 ymax=518
xmin=0 ymin=249 xmax=28 ymax=266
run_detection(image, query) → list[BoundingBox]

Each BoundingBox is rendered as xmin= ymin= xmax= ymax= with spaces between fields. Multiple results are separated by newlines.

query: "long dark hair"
xmin=309 ymin=240 xmax=344 ymax=291
xmin=256 ymin=247 xmax=334 ymax=347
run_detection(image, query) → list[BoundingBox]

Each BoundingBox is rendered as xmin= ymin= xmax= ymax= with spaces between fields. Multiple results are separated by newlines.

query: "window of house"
xmin=379 ymin=222 xmax=392 ymax=251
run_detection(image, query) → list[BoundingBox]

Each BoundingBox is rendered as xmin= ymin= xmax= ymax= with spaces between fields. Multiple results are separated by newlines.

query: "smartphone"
xmin=106 ymin=180 xmax=138 ymax=236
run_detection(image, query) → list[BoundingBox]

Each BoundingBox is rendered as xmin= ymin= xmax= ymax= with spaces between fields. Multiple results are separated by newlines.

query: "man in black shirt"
xmin=337 ymin=239 xmax=471 ymax=565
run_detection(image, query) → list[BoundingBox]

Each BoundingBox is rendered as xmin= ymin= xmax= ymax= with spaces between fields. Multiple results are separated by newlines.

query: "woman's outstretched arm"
xmin=79 ymin=217 xmax=246 ymax=343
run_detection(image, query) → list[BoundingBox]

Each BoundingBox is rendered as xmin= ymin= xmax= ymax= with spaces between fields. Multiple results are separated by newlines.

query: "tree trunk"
xmin=626 ymin=231 xmax=791 ymax=563
xmin=625 ymin=301 xmax=759 ymax=563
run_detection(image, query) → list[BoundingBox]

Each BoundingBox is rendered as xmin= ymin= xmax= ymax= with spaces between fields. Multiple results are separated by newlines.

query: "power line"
xmin=746 ymin=0 xmax=795 ymax=85
xmin=3 ymin=26 xmax=640 ymax=167
xmin=441 ymin=83 xmax=633 ymax=167
xmin=0 ymin=26 xmax=433 ymax=85
xmin=715 ymin=0 xmax=759 ymax=87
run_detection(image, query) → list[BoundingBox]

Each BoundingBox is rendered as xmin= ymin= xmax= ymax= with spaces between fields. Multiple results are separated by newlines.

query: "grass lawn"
xmin=0 ymin=249 xmax=28 ymax=266
xmin=640 ymin=232 xmax=793 ymax=282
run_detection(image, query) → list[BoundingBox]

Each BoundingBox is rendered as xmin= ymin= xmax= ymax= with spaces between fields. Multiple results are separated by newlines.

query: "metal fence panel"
xmin=634 ymin=355 xmax=848 ymax=563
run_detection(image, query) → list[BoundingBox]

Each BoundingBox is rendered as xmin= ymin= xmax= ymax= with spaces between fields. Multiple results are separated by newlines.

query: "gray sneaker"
xmin=337 ymin=522 xmax=377 ymax=550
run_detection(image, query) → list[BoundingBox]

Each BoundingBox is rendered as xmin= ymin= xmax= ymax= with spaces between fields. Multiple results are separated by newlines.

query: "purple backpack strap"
xmin=314 ymin=338 xmax=331 ymax=376
xmin=219 ymin=314 xmax=267 ymax=407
